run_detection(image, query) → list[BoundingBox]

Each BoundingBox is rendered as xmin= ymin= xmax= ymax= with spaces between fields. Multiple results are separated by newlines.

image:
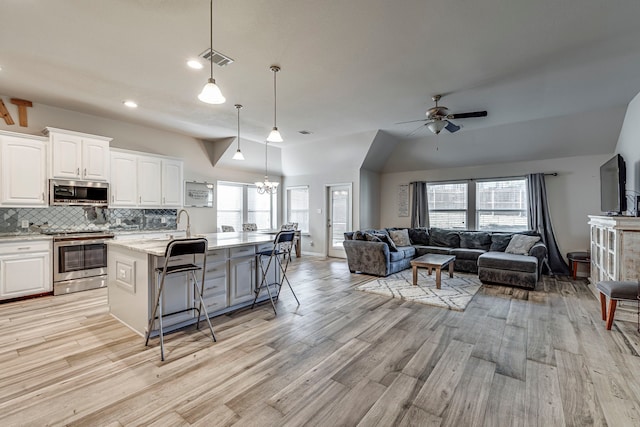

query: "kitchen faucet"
xmin=177 ymin=209 xmax=191 ymax=238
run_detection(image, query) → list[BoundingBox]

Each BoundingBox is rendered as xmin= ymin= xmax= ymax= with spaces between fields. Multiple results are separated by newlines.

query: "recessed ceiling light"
xmin=123 ymin=100 xmax=138 ymax=108
xmin=187 ymin=59 xmax=204 ymax=70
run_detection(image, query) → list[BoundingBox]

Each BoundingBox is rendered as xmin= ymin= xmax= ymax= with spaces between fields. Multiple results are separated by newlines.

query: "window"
xmin=476 ymin=179 xmax=528 ymax=231
xmin=427 ymin=182 xmax=468 ymax=229
xmin=426 ymin=177 xmax=529 ymax=231
xmin=286 ymin=186 xmax=309 ymax=232
xmin=216 ymin=183 xmax=243 ymax=231
xmin=217 ymin=182 xmax=277 ymax=231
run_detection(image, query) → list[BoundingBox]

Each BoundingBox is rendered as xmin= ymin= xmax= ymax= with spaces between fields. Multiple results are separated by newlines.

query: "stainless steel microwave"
xmin=49 ymin=179 xmax=109 ymax=206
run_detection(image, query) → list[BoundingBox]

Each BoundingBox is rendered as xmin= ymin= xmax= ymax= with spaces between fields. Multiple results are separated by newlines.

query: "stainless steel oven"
xmin=52 ymin=232 xmax=114 ymax=295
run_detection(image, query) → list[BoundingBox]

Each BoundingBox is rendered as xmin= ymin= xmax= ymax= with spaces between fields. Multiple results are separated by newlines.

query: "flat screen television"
xmin=600 ymin=154 xmax=627 ymax=215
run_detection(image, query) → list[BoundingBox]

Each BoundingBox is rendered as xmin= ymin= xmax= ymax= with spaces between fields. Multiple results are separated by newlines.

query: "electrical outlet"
xmin=161 ymin=217 xmax=167 ymax=224
xmin=21 ymin=220 xmax=29 ymax=229
xmin=115 ymin=218 xmax=121 ymax=225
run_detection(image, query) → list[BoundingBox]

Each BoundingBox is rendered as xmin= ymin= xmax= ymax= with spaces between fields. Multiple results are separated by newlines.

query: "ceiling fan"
xmin=397 ymin=94 xmax=488 ymax=135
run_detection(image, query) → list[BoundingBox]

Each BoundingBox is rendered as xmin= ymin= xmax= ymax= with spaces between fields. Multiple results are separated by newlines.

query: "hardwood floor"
xmin=1 ymin=256 xmax=640 ymax=426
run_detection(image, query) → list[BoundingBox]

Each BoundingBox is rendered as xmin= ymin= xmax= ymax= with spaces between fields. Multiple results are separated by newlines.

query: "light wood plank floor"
xmin=1 ymin=256 xmax=640 ymax=426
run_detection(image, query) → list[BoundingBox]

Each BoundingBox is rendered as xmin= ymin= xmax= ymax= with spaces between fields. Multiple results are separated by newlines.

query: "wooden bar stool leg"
xmin=606 ymin=299 xmax=617 ymax=330
xmin=599 ymin=292 xmax=607 ymax=321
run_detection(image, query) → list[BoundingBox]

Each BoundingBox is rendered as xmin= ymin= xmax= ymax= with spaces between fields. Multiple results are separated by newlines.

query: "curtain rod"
xmin=409 ymin=172 xmax=558 ymax=185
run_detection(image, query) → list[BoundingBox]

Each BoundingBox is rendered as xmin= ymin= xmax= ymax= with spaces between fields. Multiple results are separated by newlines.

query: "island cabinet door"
xmin=152 ymin=256 xmax=194 ymax=328
xmin=229 ymin=255 xmax=256 ymax=306
xmin=255 ymin=243 xmax=280 ymax=299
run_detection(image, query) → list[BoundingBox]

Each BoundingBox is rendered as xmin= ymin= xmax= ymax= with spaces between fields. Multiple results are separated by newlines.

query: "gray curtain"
xmin=527 ymin=173 xmax=569 ymax=275
xmin=410 ymin=181 xmax=429 ymax=228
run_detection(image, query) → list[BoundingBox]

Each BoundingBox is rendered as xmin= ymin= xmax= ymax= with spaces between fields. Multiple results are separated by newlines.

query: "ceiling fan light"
xmin=198 ymin=78 xmax=226 ymax=104
xmin=427 ymin=120 xmax=447 ymax=135
xmin=232 ymin=149 xmax=245 ymax=160
xmin=267 ymin=127 xmax=283 ymax=143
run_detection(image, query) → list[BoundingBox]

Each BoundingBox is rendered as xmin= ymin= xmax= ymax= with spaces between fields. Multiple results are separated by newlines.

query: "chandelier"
xmin=254 ymin=141 xmax=279 ymax=194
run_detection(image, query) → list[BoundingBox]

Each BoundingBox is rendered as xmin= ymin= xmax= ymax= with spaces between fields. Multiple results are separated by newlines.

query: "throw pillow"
xmin=459 ymin=231 xmax=491 ymax=250
xmin=408 ymin=228 xmax=430 ymax=245
xmin=353 ymin=230 xmax=367 ymax=241
xmin=505 ymin=234 xmax=541 ymax=255
xmin=364 ymin=232 xmax=397 ymax=251
xmin=429 ymin=228 xmax=460 ymax=247
xmin=490 ymin=233 xmax=513 ymax=252
xmin=389 ymin=229 xmax=411 ymax=247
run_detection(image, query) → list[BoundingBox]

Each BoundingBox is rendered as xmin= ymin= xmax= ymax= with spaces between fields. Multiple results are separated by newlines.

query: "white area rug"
xmin=357 ymin=270 xmax=482 ymax=311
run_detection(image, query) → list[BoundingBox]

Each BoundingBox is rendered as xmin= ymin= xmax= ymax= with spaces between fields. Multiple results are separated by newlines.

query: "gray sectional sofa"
xmin=343 ymin=227 xmax=547 ymax=289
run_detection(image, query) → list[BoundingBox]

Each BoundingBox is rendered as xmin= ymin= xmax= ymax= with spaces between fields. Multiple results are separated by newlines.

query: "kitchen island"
xmin=107 ymin=232 xmax=278 ymax=336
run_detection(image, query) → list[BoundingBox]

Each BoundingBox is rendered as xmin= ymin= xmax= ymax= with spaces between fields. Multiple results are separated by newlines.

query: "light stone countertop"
xmin=0 ymin=234 xmax=54 ymax=242
xmin=107 ymin=232 xmax=275 ymax=256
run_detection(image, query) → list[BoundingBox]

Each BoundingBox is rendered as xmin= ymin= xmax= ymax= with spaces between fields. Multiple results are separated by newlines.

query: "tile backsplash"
xmin=0 ymin=207 xmax=177 ymax=234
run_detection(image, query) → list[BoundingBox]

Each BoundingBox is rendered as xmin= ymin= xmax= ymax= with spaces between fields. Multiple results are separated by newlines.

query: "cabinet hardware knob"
xmin=84 ymin=168 xmax=87 ymax=177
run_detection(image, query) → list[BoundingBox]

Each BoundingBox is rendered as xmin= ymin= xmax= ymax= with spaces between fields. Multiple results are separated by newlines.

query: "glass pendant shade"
xmin=232 ymin=149 xmax=245 ymax=160
xmin=198 ymin=78 xmax=226 ymax=104
xmin=267 ymin=127 xmax=283 ymax=143
xmin=427 ymin=120 xmax=447 ymax=134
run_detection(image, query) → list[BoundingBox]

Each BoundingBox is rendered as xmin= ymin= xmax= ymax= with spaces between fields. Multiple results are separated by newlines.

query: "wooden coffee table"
xmin=410 ymin=254 xmax=456 ymax=289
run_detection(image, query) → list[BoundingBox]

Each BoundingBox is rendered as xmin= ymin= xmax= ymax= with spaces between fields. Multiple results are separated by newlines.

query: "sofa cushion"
xmin=505 ymin=234 xmax=540 ymax=255
xmin=490 ymin=233 xmax=513 ymax=252
xmin=408 ymin=228 xmax=430 ymax=245
xmin=478 ymin=252 xmax=538 ymax=274
xmin=389 ymin=246 xmax=415 ymax=261
xmin=451 ymin=248 xmax=486 ymax=261
xmin=413 ymin=245 xmax=452 ymax=256
xmin=459 ymin=231 xmax=491 ymax=250
xmin=429 ymin=228 xmax=460 ymax=247
xmin=389 ymin=229 xmax=411 ymax=247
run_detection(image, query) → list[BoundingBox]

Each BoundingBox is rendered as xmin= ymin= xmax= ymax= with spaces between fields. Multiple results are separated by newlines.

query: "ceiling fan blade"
xmin=447 ymin=111 xmax=487 ymax=119
xmin=445 ymin=121 xmax=461 ymax=133
xmin=407 ymin=123 xmax=427 ymax=137
xmin=395 ymin=119 xmax=427 ymax=125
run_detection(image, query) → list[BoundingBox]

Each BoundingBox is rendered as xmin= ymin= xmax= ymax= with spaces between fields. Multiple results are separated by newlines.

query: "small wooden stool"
xmin=567 ymin=251 xmax=590 ymax=279
xmin=596 ymin=281 xmax=638 ymax=330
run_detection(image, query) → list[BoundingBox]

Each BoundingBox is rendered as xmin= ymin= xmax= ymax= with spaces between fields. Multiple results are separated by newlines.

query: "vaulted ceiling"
xmin=1 ymin=0 xmax=640 ymax=171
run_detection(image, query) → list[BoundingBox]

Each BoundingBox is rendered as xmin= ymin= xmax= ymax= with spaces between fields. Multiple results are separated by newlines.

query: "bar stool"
xmin=252 ymin=230 xmax=300 ymax=315
xmin=596 ymin=280 xmax=639 ymax=330
xmin=567 ymin=251 xmax=590 ymax=279
xmin=145 ymin=238 xmax=216 ymax=361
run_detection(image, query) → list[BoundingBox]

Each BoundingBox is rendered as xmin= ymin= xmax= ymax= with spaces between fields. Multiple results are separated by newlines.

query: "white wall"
xmin=281 ymin=130 xmax=378 ymax=256
xmin=359 ymin=169 xmax=381 ymax=229
xmin=0 ymin=100 xmax=281 ymax=234
xmin=615 ymin=90 xmax=640 ymax=213
xmin=380 ymin=154 xmax=611 ymax=256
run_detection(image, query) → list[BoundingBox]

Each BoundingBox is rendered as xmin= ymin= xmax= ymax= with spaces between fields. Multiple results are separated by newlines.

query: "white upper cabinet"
xmin=110 ymin=151 xmax=138 ymax=207
xmin=161 ymin=159 xmax=183 ymax=207
xmin=0 ymin=131 xmax=47 ymax=207
xmin=45 ymin=127 xmax=111 ymax=181
xmin=110 ymin=149 xmax=183 ymax=209
xmin=137 ymin=155 xmax=162 ymax=207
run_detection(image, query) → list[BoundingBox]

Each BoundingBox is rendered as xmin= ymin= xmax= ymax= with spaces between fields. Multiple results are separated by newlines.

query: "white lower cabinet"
xmin=151 ymin=254 xmax=193 ymax=328
xmin=0 ymin=240 xmax=51 ymax=300
xmin=229 ymin=255 xmax=256 ymax=306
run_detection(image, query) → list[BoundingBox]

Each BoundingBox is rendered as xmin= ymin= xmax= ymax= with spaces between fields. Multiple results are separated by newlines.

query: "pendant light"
xmin=255 ymin=141 xmax=279 ymax=194
xmin=266 ymin=65 xmax=283 ymax=142
xmin=198 ymin=0 xmax=225 ymax=104
xmin=232 ymin=104 xmax=245 ymax=160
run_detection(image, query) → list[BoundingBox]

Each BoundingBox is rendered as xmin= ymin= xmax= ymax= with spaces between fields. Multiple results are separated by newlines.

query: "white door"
xmin=0 ymin=136 xmax=47 ymax=206
xmin=82 ymin=138 xmax=110 ymax=181
xmin=326 ymin=184 xmax=352 ymax=258
xmin=110 ymin=151 xmax=138 ymax=207
xmin=51 ymin=133 xmax=82 ymax=179
xmin=161 ymin=159 xmax=183 ymax=207
xmin=137 ymin=156 xmax=162 ymax=207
